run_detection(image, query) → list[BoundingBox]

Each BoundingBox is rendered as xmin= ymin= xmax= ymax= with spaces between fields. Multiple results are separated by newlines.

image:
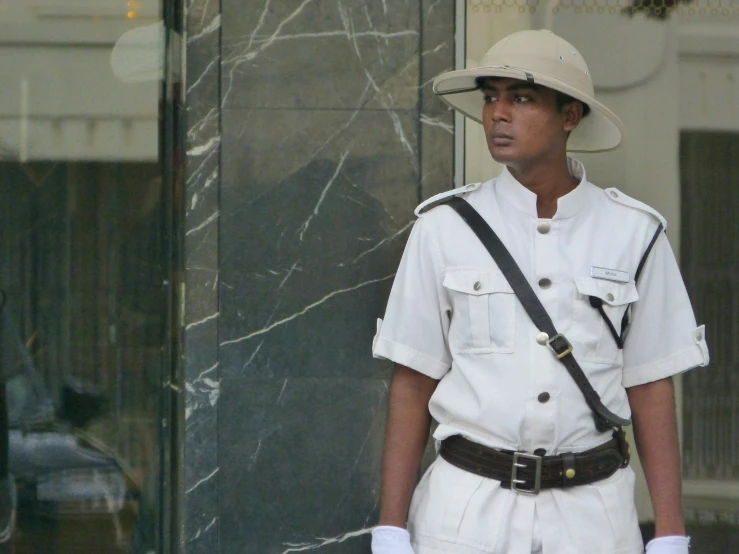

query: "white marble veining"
xmin=220 ymin=273 xmax=396 ymax=346
xmin=427 ymin=0 xmax=444 ymax=16
xmin=246 ymin=29 xmax=417 ymax=43
xmin=420 ymin=114 xmax=454 ymax=134
xmin=188 ymin=136 xmax=220 ymax=157
xmin=242 ymin=339 xmax=265 ymax=370
xmin=222 ymin=0 xmax=313 ymax=105
xmin=187 ymin=57 xmax=219 ymax=95
xmin=277 ymin=378 xmax=288 ymax=404
xmin=422 ymin=42 xmax=449 ymax=57
xmin=278 ymin=261 xmax=302 ymax=290
xmin=186 ymin=142 xmax=219 ymax=187
xmin=186 ymin=210 xmax=219 ymax=236
xmin=189 ymin=14 xmax=221 ymax=43
xmin=187 ymin=516 xmax=218 ymax=543
xmin=186 ymin=168 xmax=218 ymax=216
xmin=185 ymin=311 xmax=220 ymax=330
xmin=281 ymin=528 xmax=373 ymax=553
xmin=188 ymin=107 xmax=218 ymax=143
xmin=185 ymin=362 xmax=220 ymax=420
xmin=222 ymin=0 xmax=418 ymax=107
xmin=246 ymin=439 xmax=262 ymax=470
xmin=298 ymin=151 xmax=349 ymax=241
xmin=339 ymin=220 xmax=415 ymax=267
xmin=186 ymin=467 xmax=220 ymax=494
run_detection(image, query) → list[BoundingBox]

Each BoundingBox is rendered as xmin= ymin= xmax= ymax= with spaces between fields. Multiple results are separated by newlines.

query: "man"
xmin=370 ymin=30 xmax=709 ymax=554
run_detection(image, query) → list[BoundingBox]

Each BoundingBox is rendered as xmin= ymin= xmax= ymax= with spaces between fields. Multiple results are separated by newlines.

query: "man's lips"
xmin=491 ymin=132 xmax=514 ymax=145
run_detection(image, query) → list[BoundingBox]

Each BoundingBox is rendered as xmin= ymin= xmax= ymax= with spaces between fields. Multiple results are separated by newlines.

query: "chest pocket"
xmin=443 ymin=268 xmax=515 ymax=354
xmin=573 ymin=278 xmax=639 ymax=363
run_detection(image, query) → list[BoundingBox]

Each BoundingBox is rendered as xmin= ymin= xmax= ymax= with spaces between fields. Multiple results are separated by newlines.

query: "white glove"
xmin=645 ymin=536 xmax=690 ymax=554
xmin=371 ymin=526 xmax=416 ymax=554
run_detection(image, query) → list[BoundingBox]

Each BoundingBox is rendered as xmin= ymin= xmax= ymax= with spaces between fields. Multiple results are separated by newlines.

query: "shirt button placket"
xmin=529 ymin=219 xmax=558 ymax=453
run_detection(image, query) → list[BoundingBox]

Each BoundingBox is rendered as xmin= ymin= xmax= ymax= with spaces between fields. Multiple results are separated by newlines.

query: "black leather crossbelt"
xmin=440 ymin=434 xmax=628 ymax=495
xmin=443 ymin=197 xmax=630 ymax=432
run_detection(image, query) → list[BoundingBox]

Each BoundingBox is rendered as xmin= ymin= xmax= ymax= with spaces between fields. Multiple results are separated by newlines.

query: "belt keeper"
xmin=615 ymin=428 xmax=631 ymax=467
xmin=561 ymin=452 xmax=576 ymax=487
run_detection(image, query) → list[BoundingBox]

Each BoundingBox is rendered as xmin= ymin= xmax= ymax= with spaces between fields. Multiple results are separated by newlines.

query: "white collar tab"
xmin=604 ymin=188 xmax=667 ymax=229
xmin=414 ymin=182 xmax=483 ymax=217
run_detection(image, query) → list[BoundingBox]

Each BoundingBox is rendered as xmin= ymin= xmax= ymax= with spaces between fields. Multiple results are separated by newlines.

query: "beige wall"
xmin=463 ymin=1 xmax=739 ymax=521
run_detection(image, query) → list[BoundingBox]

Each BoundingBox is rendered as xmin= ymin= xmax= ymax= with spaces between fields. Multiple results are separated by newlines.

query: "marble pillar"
xmin=183 ymin=1 xmax=456 ymax=552
xmin=182 ymin=0 xmax=222 ymax=552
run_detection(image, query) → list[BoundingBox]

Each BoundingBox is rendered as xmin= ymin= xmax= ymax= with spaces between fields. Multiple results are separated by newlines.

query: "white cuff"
xmin=645 ymin=535 xmax=690 ymax=554
xmin=371 ymin=526 xmax=415 ymax=554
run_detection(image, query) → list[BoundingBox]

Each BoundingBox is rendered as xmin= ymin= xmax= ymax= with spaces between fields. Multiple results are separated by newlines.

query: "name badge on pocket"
xmin=590 ymin=266 xmax=629 ymax=283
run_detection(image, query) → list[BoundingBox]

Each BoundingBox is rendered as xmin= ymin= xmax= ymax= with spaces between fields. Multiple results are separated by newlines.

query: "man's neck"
xmin=507 ymin=157 xmax=579 ymax=219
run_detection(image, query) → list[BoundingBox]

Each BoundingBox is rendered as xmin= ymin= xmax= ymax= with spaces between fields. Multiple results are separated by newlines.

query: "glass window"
xmin=0 ymin=1 xmax=171 ymax=552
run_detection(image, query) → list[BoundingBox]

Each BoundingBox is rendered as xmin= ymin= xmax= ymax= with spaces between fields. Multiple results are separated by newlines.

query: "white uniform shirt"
xmin=373 ymin=158 xmax=709 ymax=554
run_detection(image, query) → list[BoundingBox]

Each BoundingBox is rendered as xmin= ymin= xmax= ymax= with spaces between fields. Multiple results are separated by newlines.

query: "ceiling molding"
xmin=31 ymin=1 xmax=158 ymax=20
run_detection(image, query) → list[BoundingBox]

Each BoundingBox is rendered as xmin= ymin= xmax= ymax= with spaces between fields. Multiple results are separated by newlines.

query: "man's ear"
xmin=563 ymin=102 xmax=584 ymax=133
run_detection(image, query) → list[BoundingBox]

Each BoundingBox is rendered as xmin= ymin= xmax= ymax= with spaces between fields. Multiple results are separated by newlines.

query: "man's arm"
xmin=627 ymin=376 xmax=686 ymax=538
xmin=378 ymin=364 xmax=439 ymax=527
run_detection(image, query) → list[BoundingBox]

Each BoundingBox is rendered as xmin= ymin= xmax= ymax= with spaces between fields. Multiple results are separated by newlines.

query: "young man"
xmin=371 ymin=30 xmax=709 ymax=554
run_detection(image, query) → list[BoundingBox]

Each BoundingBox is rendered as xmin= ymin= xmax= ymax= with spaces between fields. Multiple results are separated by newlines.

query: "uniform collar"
xmin=495 ymin=157 xmax=589 ymax=220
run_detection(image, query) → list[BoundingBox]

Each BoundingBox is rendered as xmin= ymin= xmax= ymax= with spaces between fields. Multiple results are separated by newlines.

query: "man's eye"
xmin=514 ymin=95 xmax=530 ymax=103
xmin=483 ymin=95 xmax=495 ymax=103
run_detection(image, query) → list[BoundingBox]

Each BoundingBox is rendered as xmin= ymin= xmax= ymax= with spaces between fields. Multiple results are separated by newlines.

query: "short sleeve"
xmin=622 ymin=232 xmax=709 ymax=388
xmin=372 ymin=215 xmax=452 ymax=379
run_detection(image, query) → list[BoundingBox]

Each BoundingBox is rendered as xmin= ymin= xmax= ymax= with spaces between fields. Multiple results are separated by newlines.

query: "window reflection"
xmin=0 ymin=1 xmax=165 ymax=552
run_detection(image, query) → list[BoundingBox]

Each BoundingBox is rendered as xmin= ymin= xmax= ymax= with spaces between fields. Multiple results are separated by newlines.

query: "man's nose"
xmin=490 ymin=98 xmax=512 ymax=122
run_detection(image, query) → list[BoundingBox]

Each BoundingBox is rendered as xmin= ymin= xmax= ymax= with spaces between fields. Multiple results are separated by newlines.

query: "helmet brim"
xmin=433 ymin=66 xmax=625 ymax=153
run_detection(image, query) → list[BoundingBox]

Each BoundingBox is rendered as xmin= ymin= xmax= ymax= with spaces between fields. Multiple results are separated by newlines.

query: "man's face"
xmin=480 ymin=77 xmax=581 ymax=168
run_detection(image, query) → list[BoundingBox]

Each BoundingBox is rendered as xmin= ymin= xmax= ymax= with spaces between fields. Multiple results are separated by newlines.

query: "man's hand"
xmin=645 ymin=536 xmax=690 ymax=553
xmin=371 ymin=526 xmax=416 ymax=554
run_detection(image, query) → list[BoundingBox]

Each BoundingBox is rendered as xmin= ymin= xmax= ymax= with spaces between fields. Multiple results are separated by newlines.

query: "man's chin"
xmin=488 ymin=148 xmax=519 ymax=164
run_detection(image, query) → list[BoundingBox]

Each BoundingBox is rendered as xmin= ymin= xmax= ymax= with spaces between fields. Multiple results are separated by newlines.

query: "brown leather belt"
xmin=440 ymin=433 xmax=629 ymax=495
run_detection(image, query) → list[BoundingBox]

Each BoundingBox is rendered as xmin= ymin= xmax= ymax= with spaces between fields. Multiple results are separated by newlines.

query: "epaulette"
xmin=414 ymin=182 xmax=482 ymax=217
xmin=604 ymin=187 xmax=667 ymax=230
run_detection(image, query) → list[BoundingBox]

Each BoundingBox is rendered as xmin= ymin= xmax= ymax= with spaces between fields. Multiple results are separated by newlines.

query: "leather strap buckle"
xmin=511 ymin=452 xmax=542 ymax=495
xmin=547 ymin=333 xmax=573 ymax=359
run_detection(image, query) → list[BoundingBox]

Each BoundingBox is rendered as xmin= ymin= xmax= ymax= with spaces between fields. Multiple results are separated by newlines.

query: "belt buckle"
xmin=547 ymin=333 xmax=573 ymax=359
xmin=511 ymin=452 xmax=542 ymax=495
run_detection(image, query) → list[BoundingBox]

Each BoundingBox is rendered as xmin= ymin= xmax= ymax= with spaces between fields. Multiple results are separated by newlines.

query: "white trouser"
xmin=531 ymin=510 xmax=542 ymax=554
xmin=408 ymin=457 xmax=643 ymax=554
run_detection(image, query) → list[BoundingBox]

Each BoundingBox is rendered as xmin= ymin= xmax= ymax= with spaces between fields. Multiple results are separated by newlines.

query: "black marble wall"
xmin=182 ymin=1 xmax=456 ymax=552
xmin=182 ymin=0 xmax=221 ymax=552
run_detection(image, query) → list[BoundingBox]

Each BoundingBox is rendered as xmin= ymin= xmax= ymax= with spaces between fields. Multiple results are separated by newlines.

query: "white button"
xmin=473 ymin=281 xmax=481 ymax=291
xmin=537 ymin=222 xmax=551 ymax=234
xmin=606 ymin=293 xmax=615 ymax=302
xmin=609 ymin=191 xmax=619 ymax=198
xmin=536 ymin=332 xmax=550 ymax=345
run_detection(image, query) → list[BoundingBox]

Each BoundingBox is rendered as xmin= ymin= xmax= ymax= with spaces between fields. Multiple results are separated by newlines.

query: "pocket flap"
xmin=575 ymin=277 xmax=639 ymax=306
xmin=443 ymin=269 xmax=513 ymax=295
